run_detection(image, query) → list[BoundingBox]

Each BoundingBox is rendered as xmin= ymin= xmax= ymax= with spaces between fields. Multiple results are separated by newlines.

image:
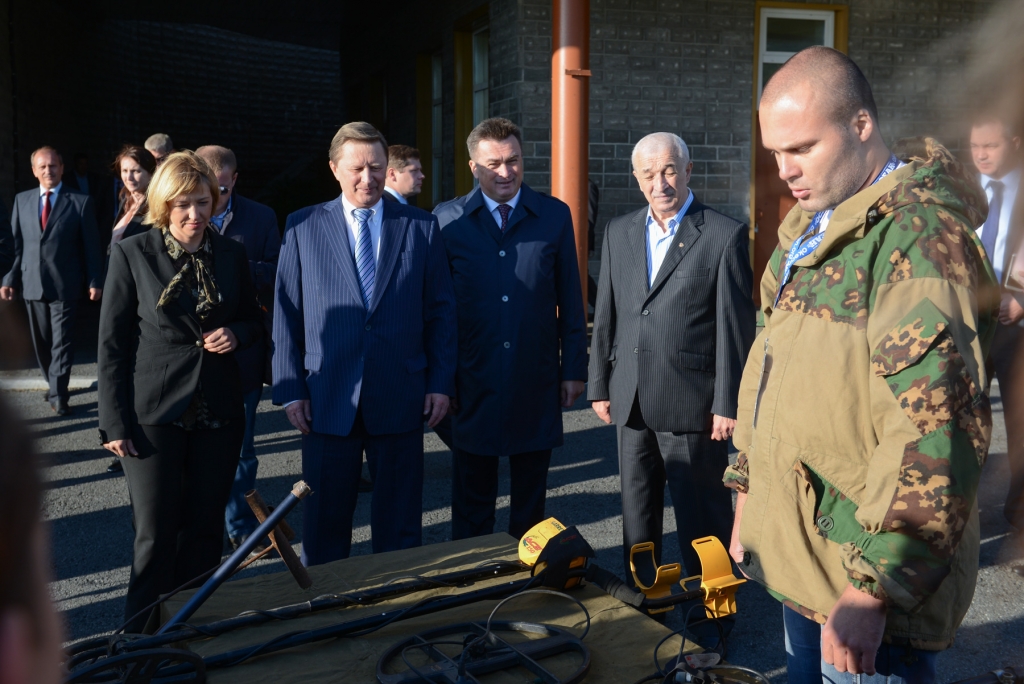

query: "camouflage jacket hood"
xmin=725 ymin=139 xmax=998 ymax=649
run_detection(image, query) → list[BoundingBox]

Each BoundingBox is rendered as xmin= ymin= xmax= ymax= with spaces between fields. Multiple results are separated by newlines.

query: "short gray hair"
xmin=631 ymin=132 xmax=690 ymax=171
xmin=145 ymin=133 xmax=174 ymax=155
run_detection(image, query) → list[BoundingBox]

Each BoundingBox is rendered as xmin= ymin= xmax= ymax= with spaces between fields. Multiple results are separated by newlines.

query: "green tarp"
xmin=162 ymin=533 xmax=696 ymax=682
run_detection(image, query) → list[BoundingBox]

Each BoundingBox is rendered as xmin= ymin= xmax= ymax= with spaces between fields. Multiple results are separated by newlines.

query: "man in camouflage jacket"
xmin=726 ymin=48 xmax=998 ymax=680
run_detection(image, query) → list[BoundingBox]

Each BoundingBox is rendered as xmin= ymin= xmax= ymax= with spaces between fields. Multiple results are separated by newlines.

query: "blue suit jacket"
xmin=440 ymin=183 xmax=588 ymax=456
xmin=272 ymin=195 xmax=457 ymax=437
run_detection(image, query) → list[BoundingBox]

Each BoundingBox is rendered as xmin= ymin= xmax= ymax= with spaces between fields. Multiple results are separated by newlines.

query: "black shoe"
xmin=358 ymin=476 xmax=373 ymax=493
xmin=106 ymin=459 xmax=123 ymax=474
xmin=50 ymin=397 xmax=71 ymax=416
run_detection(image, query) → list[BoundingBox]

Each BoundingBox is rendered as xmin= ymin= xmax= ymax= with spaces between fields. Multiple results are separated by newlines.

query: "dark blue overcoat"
xmin=440 ymin=183 xmax=588 ymax=456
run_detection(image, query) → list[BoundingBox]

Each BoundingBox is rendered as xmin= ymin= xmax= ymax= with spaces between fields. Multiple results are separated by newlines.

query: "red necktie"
xmin=41 ymin=191 xmax=52 ymax=231
xmin=497 ymin=203 xmax=512 ymax=231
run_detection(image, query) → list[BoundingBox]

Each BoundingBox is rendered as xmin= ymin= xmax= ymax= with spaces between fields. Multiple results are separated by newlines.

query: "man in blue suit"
xmin=273 ymin=122 xmax=457 ymax=566
xmin=441 ymin=118 xmax=588 ymax=540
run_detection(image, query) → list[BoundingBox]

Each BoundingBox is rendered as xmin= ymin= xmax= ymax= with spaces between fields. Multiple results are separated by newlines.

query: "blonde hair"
xmin=144 ymin=151 xmax=220 ymax=228
xmin=329 ymin=121 xmax=388 ymax=164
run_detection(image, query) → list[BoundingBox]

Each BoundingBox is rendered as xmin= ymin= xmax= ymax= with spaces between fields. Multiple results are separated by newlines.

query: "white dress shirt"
xmin=383 ymin=186 xmax=409 ymax=204
xmin=482 ymin=188 xmax=522 ymax=229
xmin=39 ymin=182 xmax=63 ymax=217
xmin=978 ymin=168 xmax=1021 ymax=283
xmin=341 ymin=194 xmax=384 ymax=260
xmin=645 ymin=190 xmax=694 ymax=286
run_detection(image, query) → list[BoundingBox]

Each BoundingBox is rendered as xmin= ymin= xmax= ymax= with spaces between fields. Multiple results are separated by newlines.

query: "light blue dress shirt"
xmin=482 ymin=188 xmax=522 ymax=229
xmin=645 ymin=190 xmax=694 ymax=286
xmin=341 ymin=194 xmax=383 ymax=260
xmin=383 ymin=186 xmax=409 ymax=204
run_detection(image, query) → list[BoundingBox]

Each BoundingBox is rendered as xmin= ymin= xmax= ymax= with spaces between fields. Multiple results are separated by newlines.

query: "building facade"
xmin=344 ymin=0 xmax=997 ymax=283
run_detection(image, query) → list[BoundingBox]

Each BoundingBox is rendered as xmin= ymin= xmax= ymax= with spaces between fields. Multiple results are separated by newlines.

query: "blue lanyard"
xmin=774 ymin=154 xmax=901 ymax=307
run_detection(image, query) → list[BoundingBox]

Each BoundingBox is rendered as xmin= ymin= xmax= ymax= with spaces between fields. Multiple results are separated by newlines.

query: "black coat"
xmin=587 ymin=198 xmax=755 ymax=432
xmin=215 ymin=194 xmax=281 ymax=392
xmin=98 ymin=227 xmax=263 ymax=443
xmin=439 ymin=184 xmax=588 ymax=456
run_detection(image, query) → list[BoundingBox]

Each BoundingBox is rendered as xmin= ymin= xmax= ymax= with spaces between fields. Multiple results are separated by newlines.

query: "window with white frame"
xmin=758 ymin=8 xmax=835 ymax=101
xmin=472 ymin=28 xmax=489 ymax=125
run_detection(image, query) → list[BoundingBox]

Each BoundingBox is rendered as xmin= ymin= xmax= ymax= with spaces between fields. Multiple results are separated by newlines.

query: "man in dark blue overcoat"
xmin=441 ymin=117 xmax=588 ymax=540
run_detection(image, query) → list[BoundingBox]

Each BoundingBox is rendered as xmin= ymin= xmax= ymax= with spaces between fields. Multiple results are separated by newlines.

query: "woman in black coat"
xmin=98 ymin=151 xmax=262 ymax=633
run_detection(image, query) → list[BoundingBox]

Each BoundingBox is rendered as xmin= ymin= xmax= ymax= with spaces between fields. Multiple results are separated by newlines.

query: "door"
xmin=751 ymin=4 xmax=847 ymax=305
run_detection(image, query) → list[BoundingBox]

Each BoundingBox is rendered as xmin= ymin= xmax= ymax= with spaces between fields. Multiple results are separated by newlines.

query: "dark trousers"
xmin=300 ymin=411 xmax=423 ymax=567
xmin=991 ymin=322 xmax=1024 ymax=528
xmin=783 ymin=605 xmax=824 ymax=684
xmin=26 ymin=298 xmax=78 ymax=402
xmin=121 ymin=421 xmax=243 ymax=633
xmin=451 ymin=448 xmax=552 ymax=541
xmin=618 ymin=395 xmax=733 ymax=578
xmin=224 ymin=388 xmax=263 ymax=539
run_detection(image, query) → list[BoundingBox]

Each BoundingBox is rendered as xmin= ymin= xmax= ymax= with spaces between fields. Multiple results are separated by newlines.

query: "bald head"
xmin=762 ymin=46 xmax=878 ymax=128
xmin=758 ymin=47 xmax=891 ymax=213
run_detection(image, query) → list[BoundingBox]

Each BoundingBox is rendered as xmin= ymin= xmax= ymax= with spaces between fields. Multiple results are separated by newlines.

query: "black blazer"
xmin=3 ymin=187 xmax=103 ymax=300
xmin=587 ymin=197 xmax=756 ymax=432
xmin=98 ymin=227 xmax=263 ymax=442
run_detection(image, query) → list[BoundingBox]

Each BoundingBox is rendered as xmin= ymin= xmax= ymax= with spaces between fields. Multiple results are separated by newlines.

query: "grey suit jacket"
xmin=587 ymin=197 xmax=755 ymax=432
xmin=3 ymin=187 xmax=102 ymax=300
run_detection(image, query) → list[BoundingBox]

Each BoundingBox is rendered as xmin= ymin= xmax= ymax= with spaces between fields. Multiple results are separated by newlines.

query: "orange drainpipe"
xmin=551 ymin=0 xmax=591 ymax=320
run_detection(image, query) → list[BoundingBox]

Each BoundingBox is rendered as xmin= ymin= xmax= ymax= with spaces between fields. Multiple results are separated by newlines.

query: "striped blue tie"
xmin=352 ymin=208 xmax=375 ymax=307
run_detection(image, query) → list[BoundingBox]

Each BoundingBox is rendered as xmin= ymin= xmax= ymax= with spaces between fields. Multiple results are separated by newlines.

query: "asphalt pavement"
xmin=3 ymin=367 xmax=1023 ymax=682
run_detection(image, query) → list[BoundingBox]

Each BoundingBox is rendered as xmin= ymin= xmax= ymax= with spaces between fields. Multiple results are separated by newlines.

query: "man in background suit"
xmin=441 ymin=117 xmax=588 ymax=541
xmin=970 ymin=116 xmax=1024 ymax=530
xmin=383 ymin=145 xmax=425 ymax=205
xmin=197 ymin=145 xmax=282 ymax=551
xmin=63 ymin=153 xmax=115 ymax=238
xmin=1 ymin=147 xmax=103 ymax=415
xmin=0 ymin=198 xmax=12 ymax=277
xmin=274 ymin=122 xmax=457 ymax=566
xmin=588 ymin=132 xmax=754 ymax=577
xmin=145 ymin=133 xmax=175 ymax=167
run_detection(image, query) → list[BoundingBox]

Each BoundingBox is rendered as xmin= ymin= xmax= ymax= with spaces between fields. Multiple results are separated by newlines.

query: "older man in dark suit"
xmin=1 ymin=147 xmax=103 ymax=415
xmin=441 ymin=117 xmax=588 ymax=541
xmin=274 ymin=122 xmax=457 ymax=565
xmin=197 ymin=145 xmax=282 ymax=550
xmin=588 ymin=132 xmax=754 ymax=578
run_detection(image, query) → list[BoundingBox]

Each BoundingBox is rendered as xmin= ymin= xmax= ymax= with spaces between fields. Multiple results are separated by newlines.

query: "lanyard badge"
xmin=773 ymin=154 xmax=901 ymax=307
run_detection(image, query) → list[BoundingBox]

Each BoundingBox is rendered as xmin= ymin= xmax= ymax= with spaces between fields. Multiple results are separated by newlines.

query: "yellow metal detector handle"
xmin=679 ymin=536 xmax=746 ymax=618
xmin=629 ymin=542 xmax=681 ymax=614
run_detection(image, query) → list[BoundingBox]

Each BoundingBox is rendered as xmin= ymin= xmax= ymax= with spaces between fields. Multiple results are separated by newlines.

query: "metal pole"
xmin=551 ymin=0 xmax=591 ymax=319
xmin=156 ymin=481 xmax=312 ymax=635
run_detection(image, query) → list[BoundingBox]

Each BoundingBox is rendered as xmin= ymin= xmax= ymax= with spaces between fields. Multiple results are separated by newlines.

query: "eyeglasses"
xmin=218 ymin=186 xmax=231 ymax=194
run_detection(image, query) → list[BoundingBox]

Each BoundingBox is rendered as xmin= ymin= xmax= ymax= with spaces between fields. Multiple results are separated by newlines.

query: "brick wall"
xmin=6 ymin=3 xmax=343 ymax=223
xmin=495 ymin=0 xmax=996 ymax=251
xmin=0 ymin=4 xmax=14 ymax=208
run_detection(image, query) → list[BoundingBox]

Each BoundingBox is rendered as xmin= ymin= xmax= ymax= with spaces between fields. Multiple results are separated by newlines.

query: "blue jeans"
xmin=224 ymin=388 xmax=263 ymax=540
xmin=784 ymin=606 xmax=939 ymax=684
